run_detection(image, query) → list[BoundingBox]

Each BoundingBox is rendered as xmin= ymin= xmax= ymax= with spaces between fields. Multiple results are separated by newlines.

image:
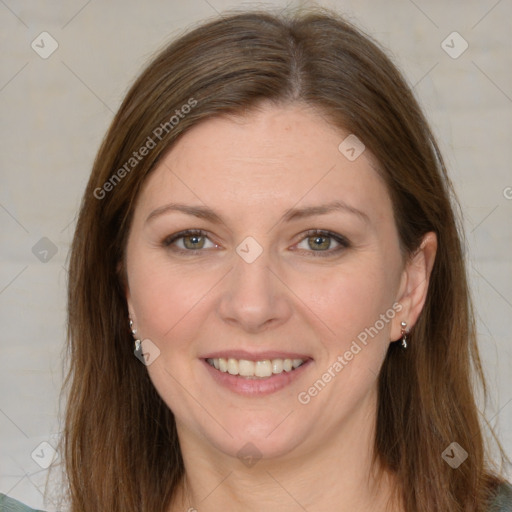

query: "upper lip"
xmin=201 ymin=350 xmax=312 ymax=361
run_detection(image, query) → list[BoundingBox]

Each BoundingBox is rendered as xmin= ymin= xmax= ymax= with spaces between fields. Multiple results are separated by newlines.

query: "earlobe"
xmin=392 ymin=231 xmax=437 ymax=340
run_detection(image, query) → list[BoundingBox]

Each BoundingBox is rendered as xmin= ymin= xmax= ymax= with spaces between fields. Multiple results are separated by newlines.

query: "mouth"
xmin=205 ymin=357 xmax=307 ymax=379
xmin=201 ymin=354 xmax=312 ymax=396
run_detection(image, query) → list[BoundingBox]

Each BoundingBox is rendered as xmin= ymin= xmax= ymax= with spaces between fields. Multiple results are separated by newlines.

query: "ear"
xmin=391 ymin=231 xmax=437 ymax=340
xmin=126 ymin=291 xmax=135 ymax=322
xmin=117 ymin=260 xmax=136 ymax=322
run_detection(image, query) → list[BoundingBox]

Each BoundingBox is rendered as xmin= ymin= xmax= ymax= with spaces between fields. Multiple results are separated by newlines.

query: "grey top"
xmin=0 ymin=494 xmax=43 ymax=512
xmin=491 ymin=481 xmax=512 ymax=511
xmin=2 ymin=482 xmax=512 ymax=510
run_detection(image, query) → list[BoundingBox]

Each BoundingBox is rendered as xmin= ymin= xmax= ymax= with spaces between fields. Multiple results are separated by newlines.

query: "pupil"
xmin=185 ymin=235 xmax=204 ymax=249
xmin=310 ymin=235 xmax=329 ymax=250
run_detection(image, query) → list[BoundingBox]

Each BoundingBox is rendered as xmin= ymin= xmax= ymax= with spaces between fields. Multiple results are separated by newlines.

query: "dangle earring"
xmin=400 ymin=321 xmax=408 ymax=349
xmin=129 ymin=318 xmax=142 ymax=356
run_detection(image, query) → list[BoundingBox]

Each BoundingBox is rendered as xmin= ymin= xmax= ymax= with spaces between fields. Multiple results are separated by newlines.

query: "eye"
xmin=163 ymin=229 xmax=219 ymax=252
xmin=162 ymin=229 xmax=349 ymax=256
xmin=294 ymin=230 xmax=349 ymax=256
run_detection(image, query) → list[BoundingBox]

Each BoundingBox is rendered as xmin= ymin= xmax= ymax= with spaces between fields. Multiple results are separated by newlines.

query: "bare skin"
xmin=124 ymin=102 xmax=437 ymax=512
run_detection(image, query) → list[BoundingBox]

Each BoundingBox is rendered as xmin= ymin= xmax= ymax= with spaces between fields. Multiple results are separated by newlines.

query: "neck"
xmin=170 ymin=390 xmax=400 ymax=512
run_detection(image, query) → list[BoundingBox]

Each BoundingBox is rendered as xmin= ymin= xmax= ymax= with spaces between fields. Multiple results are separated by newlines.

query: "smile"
xmin=206 ymin=357 xmax=305 ymax=378
xmin=202 ymin=356 xmax=312 ymax=396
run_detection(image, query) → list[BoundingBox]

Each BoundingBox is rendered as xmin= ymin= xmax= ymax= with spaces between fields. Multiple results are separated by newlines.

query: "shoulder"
xmin=489 ymin=481 xmax=512 ymax=511
xmin=0 ymin=494 xmax=44 ymax=512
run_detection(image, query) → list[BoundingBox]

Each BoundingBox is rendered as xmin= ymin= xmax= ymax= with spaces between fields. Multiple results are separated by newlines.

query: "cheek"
xmin=127 ymin=250 xmax=218 ymax=348
xmin=291 ymin=262 xmax=399 ymax=419
xmin=295 ymin=259 xmax=397 ymax=352
xmin=128 ymin=261 xmax=215 ymax=401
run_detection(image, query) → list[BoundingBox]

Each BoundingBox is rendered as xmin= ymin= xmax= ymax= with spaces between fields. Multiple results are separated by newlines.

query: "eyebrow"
xmin=145 ymin=200 xmax=370 ymax=225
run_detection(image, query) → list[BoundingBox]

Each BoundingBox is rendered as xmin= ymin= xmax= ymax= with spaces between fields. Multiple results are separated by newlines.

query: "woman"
xmin=2 ymin=7 xmax=510 ymax=512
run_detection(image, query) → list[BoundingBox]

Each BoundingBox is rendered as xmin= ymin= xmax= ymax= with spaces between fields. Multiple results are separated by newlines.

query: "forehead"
xmin=134 ymin=103 xmax=392 ymax=226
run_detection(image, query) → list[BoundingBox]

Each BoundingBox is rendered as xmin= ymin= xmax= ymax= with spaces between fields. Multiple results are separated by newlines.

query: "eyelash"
xmin=162 ymin=229 xmax=350 ymax=257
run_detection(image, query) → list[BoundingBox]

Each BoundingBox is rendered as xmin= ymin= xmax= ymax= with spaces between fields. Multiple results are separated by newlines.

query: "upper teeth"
xmin=207 ymin=357 xmax=304 ymax=378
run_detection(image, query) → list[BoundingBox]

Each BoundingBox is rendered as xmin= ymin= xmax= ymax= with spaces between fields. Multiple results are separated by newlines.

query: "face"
xmin=125 ymin=102 xmax=410 ymax=462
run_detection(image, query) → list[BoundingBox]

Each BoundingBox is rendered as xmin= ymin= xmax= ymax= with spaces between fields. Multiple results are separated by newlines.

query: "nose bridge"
xmin=217 ymin=240 xmax=291 ymax=331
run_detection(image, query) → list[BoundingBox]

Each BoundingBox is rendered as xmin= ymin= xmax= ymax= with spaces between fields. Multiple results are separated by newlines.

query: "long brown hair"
xmin=62 ymin=6 xmax=507 ymax=511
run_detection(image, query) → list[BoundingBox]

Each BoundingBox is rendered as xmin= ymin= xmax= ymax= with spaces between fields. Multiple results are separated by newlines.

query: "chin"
xmin=190 ymin=410 xmax=315 ymax=463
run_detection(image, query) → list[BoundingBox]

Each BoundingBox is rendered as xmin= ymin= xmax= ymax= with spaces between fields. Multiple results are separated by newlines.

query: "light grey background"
xmin=1 ymin=0 xmax=511 ymax=509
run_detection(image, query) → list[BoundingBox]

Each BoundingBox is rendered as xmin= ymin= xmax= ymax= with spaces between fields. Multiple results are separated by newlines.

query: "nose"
xmin=217 ymin=247 xmax=293 ymax=334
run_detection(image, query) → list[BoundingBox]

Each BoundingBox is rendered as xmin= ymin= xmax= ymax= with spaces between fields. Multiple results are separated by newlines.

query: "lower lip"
xmin=201 ymin=359 xmax=312 ymax=396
